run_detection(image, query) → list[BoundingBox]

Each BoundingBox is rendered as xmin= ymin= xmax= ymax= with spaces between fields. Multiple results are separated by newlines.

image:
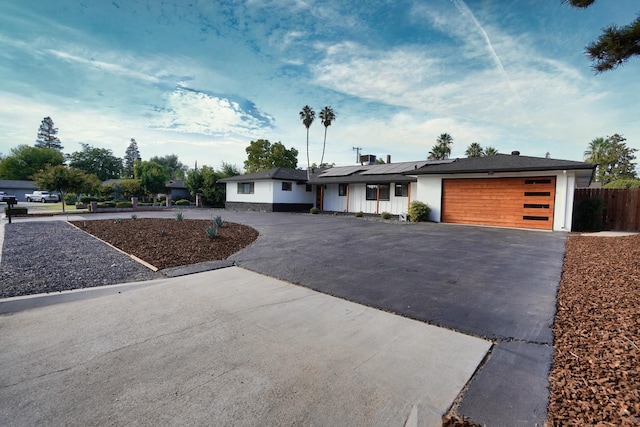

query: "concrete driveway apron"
xmin=223 ymin=212 xmax=566 ymax=426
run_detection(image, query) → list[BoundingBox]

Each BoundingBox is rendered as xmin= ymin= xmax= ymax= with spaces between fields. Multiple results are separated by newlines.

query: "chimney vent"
xmin=511 ymin=151 xmax=520 ymax=156
xmin=386 ymin=154 xmax=391 ymax=164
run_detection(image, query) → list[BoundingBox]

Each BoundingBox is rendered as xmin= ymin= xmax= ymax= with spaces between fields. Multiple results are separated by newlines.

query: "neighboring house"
xmin=166 ymin=180 xmax=191 ymax=201
xmin=219 ymin=153 xmax=595 ymax=231
xmin=0 ymin=180 xmax=38 ymax=202
xmin=219 ymin=168 xmax=314 ymax=212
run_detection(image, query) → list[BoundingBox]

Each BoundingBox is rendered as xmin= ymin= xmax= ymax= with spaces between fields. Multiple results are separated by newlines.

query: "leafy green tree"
xmin=604 ymin=179 xmax=640 ymax=189
xmin=584 ymin=134 xmax=637 ymax=184
xmin=123 ymin=138 xmax=140 ymax=178
xmin=465 ymin=142 xmax=484 ymax=158
xmin=310 ymin=162 xmax=335 ymax=169
xmin=319 ymin=106 xmax=336 ymax=166
xmin=220 ymin=161 xmax=242 ymax=177
xmin=0 ymin=145 xmax=65 ymax=180
xmin=134 ymin=160 xmax=169 ymax=204
xmin=67 ymin=143 xmax=123 ymax=181
xmin=185 ymin=168 xmax=204 ymax=197
xmin=565 ymin=0 xmax=640 ymax=73
xmin=483 ymin=146 xmax=499 ymax=156
xmin=299 ymin=105 xmax=315 ymax=172
xmin=243 ymin=139 xmax=298 ymax=173
xmin=201 ymin=166 xmax=226 ymax=207
xmin=149 ymin=154 xmax=188 ymax=180
xmin=428 ymin=133 xmax=453 ymax=160
xmin=35 ymin=116 xmax=63 ymax=151
xmin=31 ymin=165 xmax=93 ymax=213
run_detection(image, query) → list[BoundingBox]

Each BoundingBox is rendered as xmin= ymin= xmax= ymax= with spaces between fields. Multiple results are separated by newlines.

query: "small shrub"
xmin=115 ymin=201 xmax=133 ymax=208
xmin=380 ymin=211 xmax=392 ymax=220
xmin=175 ymin=199 xmax=191 ymax=206
xmin=310 ymin=207 xmax=320 ymax=214
xmin=80 ymin=196 xmax=99 ymax=204
xmin=159 ymin=229 xmax=168 ymax=237
xmin=4 ymin=206 xmax=27 ymax=216
xmin=408 ymin=201 xmax=431 ymax=222
xmin=114 ymin=218 xmax=123 ymax=224
xmin=355 ymin=211 xmax=364 ymax=217
xmin=97 ymin=201 xmax=117 ymax=208
xmin=175 ymin=211 xmax=185 ymax=221
xmin=131 ymin=214 xmax=138 ymax=220
xmin=205 ymin=224 xmax=218 ymax=239
xmin=214 ymin=216 xmax=225 ymax=227
xmin=65 ymin=194 xmax=78 ymax=205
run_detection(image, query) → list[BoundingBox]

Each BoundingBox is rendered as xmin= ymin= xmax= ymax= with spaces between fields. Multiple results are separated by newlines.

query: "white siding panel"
xmin=323 ymin=184 xmax=348 ymax=212
xmin=272 ymin=181 xmax=314 ymax=204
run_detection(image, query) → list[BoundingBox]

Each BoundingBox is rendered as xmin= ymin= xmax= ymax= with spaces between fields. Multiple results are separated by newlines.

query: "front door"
xmin=315 ymin=185 xmax=324 ymax=210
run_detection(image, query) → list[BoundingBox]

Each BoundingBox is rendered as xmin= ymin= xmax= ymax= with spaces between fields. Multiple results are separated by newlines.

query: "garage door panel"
xmin=442 ymin=177 xmax=555 ymax=230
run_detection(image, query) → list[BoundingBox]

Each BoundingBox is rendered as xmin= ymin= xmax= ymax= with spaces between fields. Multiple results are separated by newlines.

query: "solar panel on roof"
xmin=359 ymin=161 xmax=430 ymax=175
xmin=317 ymin=166 xmax=366 ymax=177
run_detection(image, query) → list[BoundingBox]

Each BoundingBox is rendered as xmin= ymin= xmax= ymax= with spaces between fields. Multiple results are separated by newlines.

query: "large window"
xmin=366 ymin=184 xmax=390 ymax=201
xmin=237 ymin=182 xmax=254 ymax=194
xmin=339 ymin=184 xmax=348 ymax=197
xmin=395 ymin=183 xmax=409 ymax=197
xmin=366 ymin=185 xmax=377 ymax=200
xmin=282 ymin=182 xmax=292 ymax=191
xmin=379 ymin=184 xmax=390 ymax=201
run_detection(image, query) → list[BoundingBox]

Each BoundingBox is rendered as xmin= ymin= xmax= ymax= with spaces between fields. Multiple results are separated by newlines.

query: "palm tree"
xmin=428 ymin=144 xmax=448 ymax=160
xmin=483 ymin=146 xmax=499 ymax=156
xmin=299 ymin=105 xmax=315 ymax=174
xmin=584 ymin=137 xmax=609 ymax=182
xmin=319 ymin=106 xmax=336 ymax=166
xmin=465 ymin=142 xmax=484 ymax=158
xmin=436 ymin=133 xmax=453 ymax=159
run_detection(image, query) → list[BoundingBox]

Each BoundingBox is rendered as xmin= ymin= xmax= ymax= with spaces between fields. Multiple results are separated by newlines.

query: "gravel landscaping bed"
xmin=0 ymin=221 xmax=161 ymax=298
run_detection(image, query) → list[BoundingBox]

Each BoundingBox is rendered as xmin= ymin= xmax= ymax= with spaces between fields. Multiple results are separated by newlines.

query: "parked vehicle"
xmin=25 ymin=190 xmax=59 ymax=203
xmin=0 ymin=191 xmax=18 ymax=204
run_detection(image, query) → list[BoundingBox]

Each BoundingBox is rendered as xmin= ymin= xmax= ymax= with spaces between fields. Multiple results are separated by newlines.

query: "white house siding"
xmin=272 ymin=181 xmax=315 ymax=204
xmin=226 ymin=180 xmax=273 ymax=203
xmin=323 ymin=184 xmax=348 ymax=212
xmin=414 ymin=171 xmax=579 ymax=231
xmin=320 ymin=182 xmax=414 ymax=215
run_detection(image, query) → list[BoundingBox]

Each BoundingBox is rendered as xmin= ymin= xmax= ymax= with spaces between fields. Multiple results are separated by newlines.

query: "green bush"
xmin=310 ymin=207 xmax=320 ymax=214
xmin=355 ymin=211 xmax=364 ymax=217
xmin=81 ymin=196 xmax=100 ymax=204
xmin=603 ymin=179 xmax=640 ymax=189
xmin=65 ymin=194 xmax=78 ymax=205
xmin=115 ymin=201 xmax=133 ymax=208
xmin=380 ymin=211 xmax=392 ymax=220
xmin=408 ymin=201 xmax=431 ymax=222
xmin=573 ymin=197 xmax=605 ymax=231
xmin=214 ymin=216 xmax=225 ymax=227
xmin=4 ymin=206 xmax=27 ymax=215
xmin=175 ymin=211 xmax=185 ymax=221
xmin=175 ymin=199 xmax=191 ymax=206
xmin=131 ymin=214 xmax=138 ymax=220
xmin=97 ymin=201 xmax=117 ymax=208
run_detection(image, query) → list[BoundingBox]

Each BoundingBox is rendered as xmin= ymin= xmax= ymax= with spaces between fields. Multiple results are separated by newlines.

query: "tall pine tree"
xmin=123 ymin=138 xmax=141 ymax=178
xmin=35 ymin=116 xmax=63 ymax=151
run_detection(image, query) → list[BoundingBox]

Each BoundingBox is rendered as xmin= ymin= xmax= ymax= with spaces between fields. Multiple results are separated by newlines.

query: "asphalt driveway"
xmin=218 ymin=211 xmax=565 ymax=425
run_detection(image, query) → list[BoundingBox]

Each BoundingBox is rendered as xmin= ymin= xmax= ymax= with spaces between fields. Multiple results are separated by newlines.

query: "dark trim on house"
xmin=225 ymin=201 xmax=313 ymax=212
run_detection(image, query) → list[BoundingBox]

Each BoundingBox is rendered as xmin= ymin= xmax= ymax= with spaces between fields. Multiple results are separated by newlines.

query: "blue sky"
xmin=1 ymin=0 xmax=638 ymax=171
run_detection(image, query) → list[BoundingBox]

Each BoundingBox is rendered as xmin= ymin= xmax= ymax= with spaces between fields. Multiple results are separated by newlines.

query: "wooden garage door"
xmin=442 ymin=177 xmax=556 ymax=230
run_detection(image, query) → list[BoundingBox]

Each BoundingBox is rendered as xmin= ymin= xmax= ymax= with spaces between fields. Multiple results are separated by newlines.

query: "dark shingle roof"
xmin=218 ymin=168 xmax=308 ymax=183
xmin=166 ymin=180 xmax=186 ymax=189
xmin=407 ymin=154 xmax=595 ymax=175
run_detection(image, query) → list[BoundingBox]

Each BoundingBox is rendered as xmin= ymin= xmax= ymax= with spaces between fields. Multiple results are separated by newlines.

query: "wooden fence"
xmin=573 ymin=188 xmax=640 ymax=231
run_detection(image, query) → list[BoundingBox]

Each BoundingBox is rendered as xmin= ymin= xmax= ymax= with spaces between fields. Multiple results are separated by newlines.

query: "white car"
xmin=25 ymin=191 xmax=60 ymax=203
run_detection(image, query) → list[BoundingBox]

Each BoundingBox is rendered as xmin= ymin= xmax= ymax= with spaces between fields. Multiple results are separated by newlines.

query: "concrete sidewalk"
xmin=0 ymin=267 xmax=491 ymax=427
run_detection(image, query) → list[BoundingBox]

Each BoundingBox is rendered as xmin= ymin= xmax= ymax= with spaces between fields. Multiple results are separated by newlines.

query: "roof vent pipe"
xmin=386 ymin=154 xmax=391 ymax=164
xmin=511 ymin=151 xmax=520 ymax=156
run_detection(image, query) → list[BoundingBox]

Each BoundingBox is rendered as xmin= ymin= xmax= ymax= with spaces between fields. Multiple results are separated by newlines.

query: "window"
xmin=237 ymin=182 xmax=254 ymax=194
xmin=305 ymin=184 xmax=312 ymax=192
xmin=339 ymin=184 xmax=348 ymax=197
xmin=366 ymin=184 xmax=390 ymax=201
xmin=282 ymin=182 xmax=292 ymax=191
xmin=366 ymin=185 xmax=377 ymax=200
xmin=395 ymin=183 xmax=408 ymax=197
xmin=379 ymin=184 xmax=390 ymax=201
